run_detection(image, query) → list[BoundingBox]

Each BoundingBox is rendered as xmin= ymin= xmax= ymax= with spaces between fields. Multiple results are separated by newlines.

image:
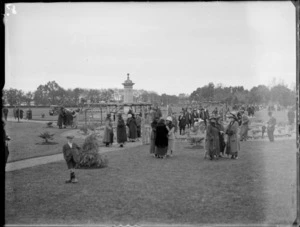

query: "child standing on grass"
xmin=63 ymin=135 xmax=80 ymax=183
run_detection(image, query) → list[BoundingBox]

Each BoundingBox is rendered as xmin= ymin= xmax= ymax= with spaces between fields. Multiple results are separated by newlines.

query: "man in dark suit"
xmin=62 ymin=135 xmax=80 ymax=183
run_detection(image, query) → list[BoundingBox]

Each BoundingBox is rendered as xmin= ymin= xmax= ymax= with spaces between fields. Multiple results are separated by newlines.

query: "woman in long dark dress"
xmin=127 ymin=114 xmax=138 ymax=142
xmin=150 ymin=117 xmax=159 ymax=156
xmin=117 ymin=113 xmax=127 ymax=147
xmin=206 ymin=117 xmax=220 ymax=160
xmin=155 ymin=118 xmax=169 ymax=158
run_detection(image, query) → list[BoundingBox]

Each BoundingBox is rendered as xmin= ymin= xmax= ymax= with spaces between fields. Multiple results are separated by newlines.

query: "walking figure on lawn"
xmin=63 ymin=135 xmax=80 ymax=183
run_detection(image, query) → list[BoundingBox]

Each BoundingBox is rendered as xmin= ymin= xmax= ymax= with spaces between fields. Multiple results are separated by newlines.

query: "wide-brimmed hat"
xmin=66 ymin=135 xmax=74 ymax=139
xmin=166 ymin=116 xmax=172 ymax=121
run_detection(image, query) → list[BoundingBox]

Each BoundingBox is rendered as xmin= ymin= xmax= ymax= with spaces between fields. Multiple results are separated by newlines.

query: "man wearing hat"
xmin=63 ymin=135 xmax=80 ymax=183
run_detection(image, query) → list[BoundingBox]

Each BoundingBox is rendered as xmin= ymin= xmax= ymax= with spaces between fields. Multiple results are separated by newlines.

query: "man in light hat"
xmin=62 ymin=135 xmax=80 ymax=183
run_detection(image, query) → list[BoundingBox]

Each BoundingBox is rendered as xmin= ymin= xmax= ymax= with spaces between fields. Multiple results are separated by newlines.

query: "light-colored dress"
xmin=167 ymin=125 xmax=175 ymax=154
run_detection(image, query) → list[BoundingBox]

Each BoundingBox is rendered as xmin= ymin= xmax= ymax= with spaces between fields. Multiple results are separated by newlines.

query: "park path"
xmin=6 ymin=140 xmax=144 ymax=172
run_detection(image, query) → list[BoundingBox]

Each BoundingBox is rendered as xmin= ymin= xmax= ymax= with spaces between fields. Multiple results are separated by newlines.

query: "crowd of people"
xmin=57 ymin=107 xmax=79 ymax=129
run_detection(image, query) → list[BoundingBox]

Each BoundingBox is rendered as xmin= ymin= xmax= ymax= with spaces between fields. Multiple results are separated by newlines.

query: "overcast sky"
xmin=4 ymin=2 xmax=296 ymax=95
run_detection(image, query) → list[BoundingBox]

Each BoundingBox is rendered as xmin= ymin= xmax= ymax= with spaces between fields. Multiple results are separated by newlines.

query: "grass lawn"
xmin=5 ymin=121 xmax=85 ymax=162
xmin=5 ymin=139 xmax=297 ymax=225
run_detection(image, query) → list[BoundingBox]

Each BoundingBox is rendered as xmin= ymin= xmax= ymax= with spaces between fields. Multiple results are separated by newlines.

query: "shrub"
xmin=38 ymin=132 xmax=54 ymax=143
xmin=77 ymin=133 xmax=108 ymax=168
xmin=46 ymin=122 xmax=53 ymax=128
xmin=79 ymin=125 xmax=89 ymax=135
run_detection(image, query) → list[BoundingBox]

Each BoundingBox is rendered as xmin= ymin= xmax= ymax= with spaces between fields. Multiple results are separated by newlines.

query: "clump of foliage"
xmin=38 ymin=132 xmax=54 ymax=143
xmin=79 ymin=124 xmax=97 ymax=135
xmin=79 ymin=125 xmax=89 ymax=135
xmin=46 ymin=122 xmax=53 ymax=128
xmin=77 ymin=133 xmax=108 ymax=168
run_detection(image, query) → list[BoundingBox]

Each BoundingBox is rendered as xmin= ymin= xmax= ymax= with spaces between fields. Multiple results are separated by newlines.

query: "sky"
xmin=4 ymin=2 xmax=296 ymax=96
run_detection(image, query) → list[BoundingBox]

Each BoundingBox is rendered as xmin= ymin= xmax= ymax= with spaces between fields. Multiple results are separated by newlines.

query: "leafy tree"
xmin=5 ymin=88 xmax=24 ymax=106
xmin=270 ymin=84 xmax=294 ymax=107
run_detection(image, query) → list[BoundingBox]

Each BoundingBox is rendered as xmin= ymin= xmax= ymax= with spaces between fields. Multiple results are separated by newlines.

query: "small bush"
xmin=79 ymin=125 xmax=89 ymax=135
xmin=46 ymin=122 xmax=53 ymax=128
xmin=77 ymin=133 xmax=108 ymax=168
xmin=38 ymin=131 xmax=54 ymax=143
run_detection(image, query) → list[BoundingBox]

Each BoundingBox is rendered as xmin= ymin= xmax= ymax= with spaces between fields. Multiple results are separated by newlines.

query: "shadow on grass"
xmin=184 ymin=145 xmax=204 ymax=149
xmin=35 ymin=142 xmax=59 ymax=145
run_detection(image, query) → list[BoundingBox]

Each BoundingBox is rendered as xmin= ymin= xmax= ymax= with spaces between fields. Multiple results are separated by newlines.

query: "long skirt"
xmin=240 ymin=125 xmax=249 ymax=140
xmin=168 ymin=139 xmax=175 ymax=154
xmin=156 ymin=146 xmax=168 ymax=156
xmin=150 ymin=139 xmax=156 ymax=154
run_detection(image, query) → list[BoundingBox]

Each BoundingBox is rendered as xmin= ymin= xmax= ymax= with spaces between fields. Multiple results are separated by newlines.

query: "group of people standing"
xmin=102 ymin=112 xmax=143 ymax=147
xmin=57 ymin=107 xmax=79 ymax=129
xmin=150 ymin=116 xmax=175 ymax=158
xmin=205 ymin=113 xmax=239 ymax=160
xmin=178 ymin=107 xmax=210 ymax=135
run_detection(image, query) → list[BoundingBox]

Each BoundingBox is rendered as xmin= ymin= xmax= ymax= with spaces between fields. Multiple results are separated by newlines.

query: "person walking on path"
xmin=225 ymin=113 xmax=240 ymax=159
xmin=117 ymin=113 xmax=127 ymax=147
xmin=103 ymin=113 xmax=114 ymax=147
xmin=166 ymin=116 xmax=175 ymax=157
xmin=206 ymin=117 xmax=220 ymax=160
xmin=155 ymin=118 xmax=169 ymax=158
xmin=3 ymin=107 xmax=8 ymax=121
xmin=150 ymin=117 xmax=159 ymax=156
xmin=267 ymin=111 xmax=276 ymax=142
xmin=63 ymin=135 xmax=80 ymax=183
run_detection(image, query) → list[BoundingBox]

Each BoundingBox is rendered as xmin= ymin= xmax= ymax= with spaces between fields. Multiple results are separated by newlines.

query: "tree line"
xmin=190 ymin=82 xmax=295 ymax=107
xmin=2 ymin=80 xmax=295 ymax=107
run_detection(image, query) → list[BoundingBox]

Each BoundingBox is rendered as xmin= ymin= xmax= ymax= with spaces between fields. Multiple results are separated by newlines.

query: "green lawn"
xmin=5 ymin=139 xmax=297 ymax=225
xmin=5 ymin=121 xmax=85 ymax=162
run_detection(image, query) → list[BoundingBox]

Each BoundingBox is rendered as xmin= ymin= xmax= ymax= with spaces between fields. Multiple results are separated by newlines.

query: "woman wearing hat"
xmin=206 ymin=116 xmax=221 ymax=160
xmin=103 ymin=113 xmax=114 ymax=147
xmin=155 ymin=118 xmax=169 ymax=158
xmin=225 ymin=113 xmax=240 ymax=159
xmin=127 ymin=113 xmax=138 ymax=142
xmin=117 ymin=113 xmax=127 ymax=147
xmin=166 ymin=116 xmax=175 ymax=157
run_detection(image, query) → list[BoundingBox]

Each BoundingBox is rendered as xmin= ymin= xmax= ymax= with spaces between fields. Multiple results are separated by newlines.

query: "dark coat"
xmin=127 ymin=117 xmax=137 ymax=139
xmin=57 ymin=111 xmax=64 ymax=127
xmin=155 ymin=122 xmax=168 ymax=148
xmin=62 ymin=143 xmax=81 ymax=163
xmin=117 ymin=118 xmax=127 ymax=143
xmin=178 ymin=115 xmax=187 ymax=127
